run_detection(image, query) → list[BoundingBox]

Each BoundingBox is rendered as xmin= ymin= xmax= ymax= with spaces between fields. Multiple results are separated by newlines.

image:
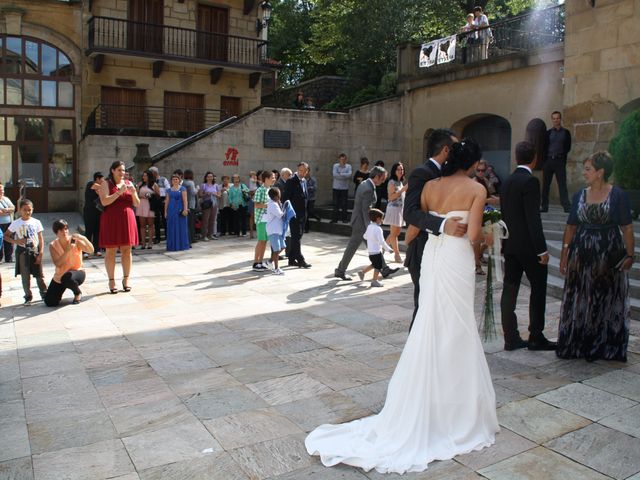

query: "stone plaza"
xmin=1 ymin=219 xmax=640 ymax=480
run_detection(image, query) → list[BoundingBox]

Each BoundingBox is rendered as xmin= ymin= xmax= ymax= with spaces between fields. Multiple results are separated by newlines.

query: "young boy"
xmin=252 ymin=170 xmax=275 ymax=271
xmin=6 ymin=199 xmax=47 ymax=304
xmin=358 ymin=208 xmax=393 ymax=287
xmin=264 ymin=187 xmax=286 ymax=275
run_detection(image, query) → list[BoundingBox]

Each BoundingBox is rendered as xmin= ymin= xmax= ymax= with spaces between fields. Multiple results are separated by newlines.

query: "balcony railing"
xmin=420 ymin=4 xmax=564 ymax=71
xmin=87 ymin=16 xmax=270 ymax=69
xmin=84 ymin=104 xmax=228 ymax=137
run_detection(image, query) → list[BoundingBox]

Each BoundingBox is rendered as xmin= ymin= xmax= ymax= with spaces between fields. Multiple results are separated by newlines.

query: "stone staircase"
xmin=309 ymin=203 xmax=640 ymax=320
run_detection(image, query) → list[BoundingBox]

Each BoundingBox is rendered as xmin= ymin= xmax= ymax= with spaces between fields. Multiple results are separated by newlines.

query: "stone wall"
xmin=562 ymin=0 xmax=640 ymax=191
xmin=86 ymin=101 xmax=403 ymax=206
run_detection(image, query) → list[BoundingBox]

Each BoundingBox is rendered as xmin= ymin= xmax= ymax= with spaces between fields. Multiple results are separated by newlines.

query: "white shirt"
xmin=363 ymin=222 xmax=393 ymax=255
xmin=8 ymin=217 xmax=43 ymax=250
xmin=265 ymin=199 xmax=284 ymax=236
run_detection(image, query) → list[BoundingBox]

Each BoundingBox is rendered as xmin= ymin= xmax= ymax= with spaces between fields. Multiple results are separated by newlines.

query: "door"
xmin=164 ymin=92 xmax=205 ymax=132
xmin=101 ymin=87 xmax=146 ymax=130
xmin=128 ymin=0 xmax=164 ymax=54
xmin=220 ymin=96 xmax=241 ymax=121
xmin=197 ymin=4 xmax=228 ymax=61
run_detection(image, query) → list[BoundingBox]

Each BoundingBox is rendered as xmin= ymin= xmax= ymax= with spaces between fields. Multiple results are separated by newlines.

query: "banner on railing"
xmin=419 ymin=34 xmax=457 ymax=68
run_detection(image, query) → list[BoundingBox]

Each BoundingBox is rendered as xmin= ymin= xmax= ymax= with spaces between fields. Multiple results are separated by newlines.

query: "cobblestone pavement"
xmin=1 ymin=228 xmax=639 ymax=480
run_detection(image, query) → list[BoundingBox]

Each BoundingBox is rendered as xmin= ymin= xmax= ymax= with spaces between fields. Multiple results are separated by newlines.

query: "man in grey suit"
xmin=334 ymin=166 xmax=398 ymax=280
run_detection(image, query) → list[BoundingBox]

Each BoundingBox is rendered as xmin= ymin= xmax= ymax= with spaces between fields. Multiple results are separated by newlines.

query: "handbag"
xmin=201 ymin=198 xmax=213 ymax=210
xmin=608 ymin=249 xmax=629 ymax=271
xmin=148 ymin=193 xmax=163 ymax=211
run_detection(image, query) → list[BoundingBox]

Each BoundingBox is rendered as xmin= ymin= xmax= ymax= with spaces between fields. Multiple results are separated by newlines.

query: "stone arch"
xmin=20 ymin=24 xmax=82 ymax=76
xmin=453 ymin=114 xmax=512 ymax=183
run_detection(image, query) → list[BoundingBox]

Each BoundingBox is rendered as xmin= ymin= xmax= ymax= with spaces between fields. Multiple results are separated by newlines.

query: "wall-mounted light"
xmin=256 ymin=1 xmax=273 ymax=35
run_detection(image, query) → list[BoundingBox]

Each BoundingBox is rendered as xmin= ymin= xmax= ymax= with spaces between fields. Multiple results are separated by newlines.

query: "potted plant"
xmin=610 ymin=109 xmax=640 ymax=218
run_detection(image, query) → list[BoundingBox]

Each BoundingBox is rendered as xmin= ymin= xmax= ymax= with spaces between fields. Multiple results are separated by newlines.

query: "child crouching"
xmin=264 ymin=187 xmax=286 ymax=275
xmin=358 ymin=208 xmax=393 ymax=287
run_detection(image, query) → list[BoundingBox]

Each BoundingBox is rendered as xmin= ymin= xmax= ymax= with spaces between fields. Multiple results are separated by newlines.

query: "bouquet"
xmin=480 ymin=206 xmax=508 ymax=341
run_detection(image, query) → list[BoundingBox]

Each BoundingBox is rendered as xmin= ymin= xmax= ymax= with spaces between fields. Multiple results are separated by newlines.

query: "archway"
xmin=454 ymin=114 xmax=512 ymax=184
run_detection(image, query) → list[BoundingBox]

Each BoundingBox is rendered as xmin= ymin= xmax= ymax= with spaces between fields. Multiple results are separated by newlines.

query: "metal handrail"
xmin=88 ymin=16 xmax=269 ymax=67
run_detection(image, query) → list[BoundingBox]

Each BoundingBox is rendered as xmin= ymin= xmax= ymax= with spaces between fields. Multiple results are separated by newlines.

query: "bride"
xmin=305 ymin=138 xmax=499 ymax=474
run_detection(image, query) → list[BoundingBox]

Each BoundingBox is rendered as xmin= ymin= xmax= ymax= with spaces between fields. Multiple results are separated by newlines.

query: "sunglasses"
xmin=476 ymin=169 xmax=486 ymax=173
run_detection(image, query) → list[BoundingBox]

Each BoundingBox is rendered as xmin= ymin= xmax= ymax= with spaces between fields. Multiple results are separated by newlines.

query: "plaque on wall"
xmin=264 ymin=130 xmax=291 ymax=149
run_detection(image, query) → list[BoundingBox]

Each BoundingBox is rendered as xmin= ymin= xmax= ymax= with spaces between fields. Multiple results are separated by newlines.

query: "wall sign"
xmin=224 ymin=147 xmax=239 ymax=166
xmin=264 ymin=130 xmax=291 ymax=149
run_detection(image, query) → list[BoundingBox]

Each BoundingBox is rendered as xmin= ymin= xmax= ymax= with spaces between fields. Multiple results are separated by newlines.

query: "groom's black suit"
xmin=404 ymin=159 xmax=446 ymax=327
xmin=500 ymin=166 xmax=548 ymax=343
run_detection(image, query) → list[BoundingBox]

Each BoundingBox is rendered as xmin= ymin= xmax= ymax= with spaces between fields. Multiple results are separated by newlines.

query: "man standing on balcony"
xmin=149 ymin=166 xmax=170 ymax=243
xmin=473 ymin=6 xmax=491 ymax=61
xmin=540 ymin=111 xmax=572 ymax=213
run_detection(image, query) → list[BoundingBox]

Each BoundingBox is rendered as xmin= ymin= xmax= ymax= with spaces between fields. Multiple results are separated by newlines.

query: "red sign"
xmin=223 ymin=147 xmax=239 ymax=166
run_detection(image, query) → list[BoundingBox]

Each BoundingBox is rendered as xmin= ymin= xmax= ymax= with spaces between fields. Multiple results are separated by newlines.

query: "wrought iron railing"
xmin=84 ymin=104 xmax=228 ymax=137
xmin=87 ymin=16 xmax=270 ymax=68
xmin=421 ymin=4 xmax=565 ymax=70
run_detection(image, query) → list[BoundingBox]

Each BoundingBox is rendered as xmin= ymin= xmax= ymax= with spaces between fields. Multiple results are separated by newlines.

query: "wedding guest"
xmin=486 ymin=164 xmax=502 ymax=194
xmin=183 ymin=169 xmax=198 ymax=244
xmin=265 ymin=187 xmax=286 ymax=275
xmin=199 ymin=172 xmax=220 ymax=240
xmin=332 ymin=153 xmax=352 ymax=223
xmin=305 ymin=170 xmax=320 ymax=233
xmin=0 ymin=184 xmax=16 ymax=262
xmin=293 ymin=91 xmax=305 ymax=109
xmin=383 ymin=162 xmax=408 ymax=263
xmin=229 ymin=174 xmax=250 ymax=237
xmin=44 ymin=219 xmax=93 ymax=306
xmin=99 ymin=160 xmax=139 ymax=294
xmin=219 ymin=176 xmax=233 ymax=236
xmin=149 ymin=166 xmax=169 ymax=243
xmin=165 ymin=173 xmax=190 ymax=251
xmin=248 ymin=171 xmax=259 ymax=240
xmin=275 ymin=168 xmax=291 ymax=193
xmin=6 ymin=199 xmax=47 ymax=304
xmin=473 ymin=159 xmax=500 ymax=274
xmin=353 ymin=157 xmax=370 ymax=193
xmin=374 ymin=160 xmax=388 ymax=209
xmin=557 ymin=151 xmax=633 ymax=362
xmin=473 ymin=6 xmax=491 ymax=61
xmin=358 ymin=209 xmax=394 ymax=287
xmin=136 ymin=170 xmax=157 ymax=250
xmin=83 ymin=172 xmax=104 ymax=259
xmin=283 ymin=162 xmax=311 ymax=268
xmin=252 ymin=170 xmax=275 ymax=271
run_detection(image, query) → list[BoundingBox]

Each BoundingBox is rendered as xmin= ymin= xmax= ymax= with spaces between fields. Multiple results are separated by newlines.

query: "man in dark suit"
xmin=500 ymin=141 xmax=556 ymax=351
xmin=334 ymin=166 xmax=398 ymax=280
xmin=541 ymin=110 xmax=572 ymax=213
xmin=403 ymin=129 xmax=467 ymax=328
xmin=283 ymin=162 xmax=311 ymax=268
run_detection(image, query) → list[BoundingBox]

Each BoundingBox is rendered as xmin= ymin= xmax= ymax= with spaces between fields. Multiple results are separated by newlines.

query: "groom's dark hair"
xmin=426 ymin=129 xmax=456 ymax=158
xmin=515 ymin=141 xmax=536 ymax=165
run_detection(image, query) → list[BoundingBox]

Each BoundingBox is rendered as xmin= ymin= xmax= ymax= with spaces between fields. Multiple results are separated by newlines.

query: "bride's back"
xmin=421 ymin=175 xmax=481 ymax=215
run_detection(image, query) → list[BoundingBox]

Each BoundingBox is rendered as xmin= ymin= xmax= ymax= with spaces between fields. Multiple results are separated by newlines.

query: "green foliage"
xmin=610 ymin=109 xmax=640 ymax=190
xmin=268 ymin=0 xmax=559 ymax=99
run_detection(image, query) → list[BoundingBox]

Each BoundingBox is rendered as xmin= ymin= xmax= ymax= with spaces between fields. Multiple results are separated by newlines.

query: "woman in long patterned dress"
xmin=557 ymin=151 xmax=634 ymax=362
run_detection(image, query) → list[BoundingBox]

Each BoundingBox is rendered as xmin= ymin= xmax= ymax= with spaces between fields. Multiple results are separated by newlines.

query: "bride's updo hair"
xmin=441 ymin=138 xmax=482 ymax=177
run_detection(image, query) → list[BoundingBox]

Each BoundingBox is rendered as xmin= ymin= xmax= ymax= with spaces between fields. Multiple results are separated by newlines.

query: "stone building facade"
xmin=0 ymin=0 xmax=276 ymax=211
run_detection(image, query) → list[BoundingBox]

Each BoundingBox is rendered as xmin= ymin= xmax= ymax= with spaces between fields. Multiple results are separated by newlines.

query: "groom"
xmin=404 ymin=129 xmax=467 ymax=329
xmin=500 ymin=141 xmax=556 ymax=351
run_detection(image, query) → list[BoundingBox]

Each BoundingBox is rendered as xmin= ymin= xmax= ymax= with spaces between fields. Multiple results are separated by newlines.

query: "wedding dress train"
xmin=305 ymin=211 xmax=499 ymax=474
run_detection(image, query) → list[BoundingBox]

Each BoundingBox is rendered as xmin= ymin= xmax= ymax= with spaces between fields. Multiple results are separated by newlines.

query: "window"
xmin=0 ymin=36 xmax=74 ymax=108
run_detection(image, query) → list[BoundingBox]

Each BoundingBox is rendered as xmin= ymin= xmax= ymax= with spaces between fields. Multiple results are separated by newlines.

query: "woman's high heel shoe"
xmin=122 ymin=276 xmax=132 ymax=292
xmin=108 ymin=279 xmax=118 ymax=294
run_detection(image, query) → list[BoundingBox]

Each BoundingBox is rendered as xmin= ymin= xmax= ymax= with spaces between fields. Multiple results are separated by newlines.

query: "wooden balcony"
xmin=87 ymin=16 xmax=272 ymax=71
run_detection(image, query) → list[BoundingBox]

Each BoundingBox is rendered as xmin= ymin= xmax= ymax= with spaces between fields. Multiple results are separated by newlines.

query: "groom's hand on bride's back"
xmin=443 ymin=217 xmax=467 ymax=237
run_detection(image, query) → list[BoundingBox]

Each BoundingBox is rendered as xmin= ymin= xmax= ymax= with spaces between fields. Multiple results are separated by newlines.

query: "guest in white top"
xmin=264 ymin=187 xmax=286 ymax=275
xmin=358 ymin=209 xmax=393 ymax=287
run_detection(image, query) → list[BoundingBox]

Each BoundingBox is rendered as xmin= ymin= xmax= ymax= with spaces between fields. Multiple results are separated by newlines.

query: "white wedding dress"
xmin=305 ymin=211 xmax=499 ymax=475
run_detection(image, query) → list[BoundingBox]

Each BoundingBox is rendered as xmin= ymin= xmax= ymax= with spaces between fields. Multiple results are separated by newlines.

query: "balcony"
xmin=398 ymin=5 xmax=565 ymax=85
xmin=83 ymin=104 xmax=227 ymax=138
xmin=87 ymin=16 xmax=272 ymax=71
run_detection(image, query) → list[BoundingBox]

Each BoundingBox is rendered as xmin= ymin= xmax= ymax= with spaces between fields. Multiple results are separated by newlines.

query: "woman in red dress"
xmin=99 ymin=161 xmax=139 ymax=293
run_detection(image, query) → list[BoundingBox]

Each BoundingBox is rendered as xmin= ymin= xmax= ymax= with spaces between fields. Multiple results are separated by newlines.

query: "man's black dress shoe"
xmin=504 ymin=337 xmax=528 ymax=351
xmin=299 ymin=262 xmax=312 ymax=269
xmin=528 ymin=337 xmax=557 ymax=351
xmin=382 ymin=267 xmax=399 ymax=279
xmin=334 ymin=271 xmax=352 ymax=281
xmin=288 ymin=260 xmax=299 ymax=267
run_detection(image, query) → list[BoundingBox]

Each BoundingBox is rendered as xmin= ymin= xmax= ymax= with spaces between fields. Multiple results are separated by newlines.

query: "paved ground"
xmin=1 ymin=220 xmax=640 ymax=480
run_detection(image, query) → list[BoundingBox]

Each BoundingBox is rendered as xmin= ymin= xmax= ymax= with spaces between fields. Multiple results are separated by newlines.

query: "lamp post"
xmin=256 ymin=1 xmax=272 ymax=36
